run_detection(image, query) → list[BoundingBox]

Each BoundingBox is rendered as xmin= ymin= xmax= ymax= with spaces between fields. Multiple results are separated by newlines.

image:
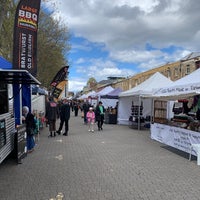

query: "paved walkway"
xmin=0 ymin=112 xmax=200 ymax=200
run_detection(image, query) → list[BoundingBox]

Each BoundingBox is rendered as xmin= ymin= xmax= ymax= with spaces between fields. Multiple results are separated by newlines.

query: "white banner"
xmin=151 ymin=123 xmax=200 ymax=156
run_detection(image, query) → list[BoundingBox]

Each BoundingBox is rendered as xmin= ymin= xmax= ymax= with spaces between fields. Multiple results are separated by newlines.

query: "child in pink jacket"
xmin=86 ymin=107 xmax=95 ymax=132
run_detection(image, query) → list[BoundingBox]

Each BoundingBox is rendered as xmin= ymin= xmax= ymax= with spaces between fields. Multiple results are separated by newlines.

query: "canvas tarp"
xmin=118 ymin=72 xmax=173 ymax=125
xmin=101 ymin=87 xmax=123 ymax=99
xmin=99 ymin=88 xmax=122 ymax=108
xmin=0 ymin=56 xmax=12 ymax=69
xmin=153 ymin=68 xmax=200 ymax=100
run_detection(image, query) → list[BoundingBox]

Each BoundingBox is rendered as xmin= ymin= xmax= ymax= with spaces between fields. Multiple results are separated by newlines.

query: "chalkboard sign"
xmin=16 ymin=124 xmax=27 ymax=164
xmin=0 ymin=119 xmax=6 ymax=148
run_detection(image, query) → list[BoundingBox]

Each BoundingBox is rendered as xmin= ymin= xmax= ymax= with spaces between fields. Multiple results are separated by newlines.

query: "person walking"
xmin=22 ymin=106 xmax=36 ymax=153
xmin=73 ymin=100 xmax=79 ymax=117
xmin=82 ymin=100 xmax=90 ymax=124
xmin=56 ymin=98 xmax=70 ymax=136
xmin=45 ymin=96 xmax=58 ymax=137
xmin=86 ymin=107 xmax=95 ymax=132
xmin=95 ymin=101 xmax=105 ymax=131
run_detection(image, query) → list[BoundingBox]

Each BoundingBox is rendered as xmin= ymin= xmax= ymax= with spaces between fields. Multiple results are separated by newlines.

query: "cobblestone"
xmin=0 ymin=113 xmax=199 ymax=200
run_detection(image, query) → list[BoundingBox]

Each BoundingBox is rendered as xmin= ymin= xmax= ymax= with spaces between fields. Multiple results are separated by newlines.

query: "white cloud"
xmin=68 ymin=79 xmax=86 ymax=92
xmin=75 ymin=58 xmax=135 ymax=82
xmin=44 ymin=0 xmax=200 ymax=92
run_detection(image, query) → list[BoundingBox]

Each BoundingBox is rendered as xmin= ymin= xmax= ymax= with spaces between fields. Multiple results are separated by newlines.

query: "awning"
xmin=0 ymin=69 xmax=41 ymax=85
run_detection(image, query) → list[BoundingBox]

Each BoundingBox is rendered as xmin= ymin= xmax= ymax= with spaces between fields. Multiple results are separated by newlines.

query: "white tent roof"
xmin=119 ymin=72 xmax=173 ymax=97
xmin=86 ymin=90 xmax=96 ymax=97
xmin=78 ymin=90 xmax=96 ymax=99
xmin=153 ymin=68 xmax=200 ymax=99
xmin=91 ymin=86 xmax=114 ymax=97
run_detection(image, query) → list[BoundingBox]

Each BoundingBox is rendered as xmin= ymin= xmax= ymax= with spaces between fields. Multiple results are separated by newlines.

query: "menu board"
xmin=0 ymin=119 xmax=6 ymax=148
xmin=16 ymin=124 xmax=27 ymax=164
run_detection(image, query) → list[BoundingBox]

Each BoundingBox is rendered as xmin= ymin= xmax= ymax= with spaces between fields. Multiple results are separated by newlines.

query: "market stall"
xmin=118 ymin=72 xmax=173 ymax=129
xmin=151 ymin=68 xmax=200 ymax=162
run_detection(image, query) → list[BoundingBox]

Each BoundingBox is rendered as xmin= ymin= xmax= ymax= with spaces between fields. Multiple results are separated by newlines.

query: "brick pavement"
xmin=0 ymin=112 xmax=200 ymax=200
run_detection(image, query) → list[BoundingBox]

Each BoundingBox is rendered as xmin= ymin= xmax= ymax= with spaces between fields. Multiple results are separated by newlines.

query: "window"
xmin=0 ymin=83 xmax=8 ymax=115
xmin=167 ymin=68 xmax=171 ymax=78
xmin=186 ymin=65 xmax=190 ymax=74
xmin=174 ymin=67 xmax=178 ymax=77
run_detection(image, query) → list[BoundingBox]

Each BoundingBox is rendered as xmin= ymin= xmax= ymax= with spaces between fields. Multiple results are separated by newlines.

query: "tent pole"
xmin=138 ymin=95 xmax=141 ymax=130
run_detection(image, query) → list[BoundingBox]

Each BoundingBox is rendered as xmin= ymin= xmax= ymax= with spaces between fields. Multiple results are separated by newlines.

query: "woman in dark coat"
xmin=95 ymin=101 xmax=105 ymax=131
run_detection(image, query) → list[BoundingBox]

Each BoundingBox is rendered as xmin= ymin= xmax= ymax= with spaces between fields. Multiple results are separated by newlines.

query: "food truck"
xmin=0 ymin=56 xmax=40 ymax=164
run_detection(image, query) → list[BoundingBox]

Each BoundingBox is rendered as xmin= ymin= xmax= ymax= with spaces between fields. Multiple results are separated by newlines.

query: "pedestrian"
xmin=73 ymin=100 xmax=79 ymax=117
xmin=45 ymin=96 xmax=58 ymax=137
xmin=82 ymin=100 xmax=90 ymax=124
xmin=56 ymin=98 xmax=70 ymax=136
xmin=95 ymin=101 xmax=105 ymax=131
xmin=22 ymin=106 xmax=36 ymax=153
xmin=86 ymin=107 xmax=95 ymax=132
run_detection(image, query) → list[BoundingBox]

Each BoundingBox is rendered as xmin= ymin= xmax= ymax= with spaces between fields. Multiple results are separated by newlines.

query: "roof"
xmin=0 ymin=69 xmax=41 ymax=85
xmin=119 ymin=72 xmax=173 ymax=97
xmin=153 ymin=68 xmax=200 ymax=99
xmin=0 ymin=56 xmax=40 ymax=85
xmin=101 ymin=87 xmax=123 ymax=99
xmin=181 ymin=52 xmax=200 ymax=61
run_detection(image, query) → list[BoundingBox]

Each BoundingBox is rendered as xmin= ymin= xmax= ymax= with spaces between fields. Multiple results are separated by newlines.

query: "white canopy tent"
xmin=118 ymin=72 xmax=173 ymax=125
xmin=78 ymin=90 xmax=96 ymax=100
xmin=153 ymin=68 xmax=200 ymax=100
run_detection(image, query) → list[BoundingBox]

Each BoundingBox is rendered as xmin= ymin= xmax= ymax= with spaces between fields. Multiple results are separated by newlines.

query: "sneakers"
xmin=91 ymin=130 xmax=94 ymax=132
xmin=63 ymin=132 xmax=68 ymax=136
xmin=88 ymin=129 xmax=91 ymax=132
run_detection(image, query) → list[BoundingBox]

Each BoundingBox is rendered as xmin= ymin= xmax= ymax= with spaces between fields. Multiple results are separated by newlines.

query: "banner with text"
xmin=13 ymin=0 xmax=41 ymax=77
xmin=51 ymin=66 xmax=69 ymax=99
xmin=151 ymin=123 xmax=200 ymax=156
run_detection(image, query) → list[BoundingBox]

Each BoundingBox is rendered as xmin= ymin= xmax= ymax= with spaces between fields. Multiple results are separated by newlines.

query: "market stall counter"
xmin=104 ymin=109 xmax=117 ymax=124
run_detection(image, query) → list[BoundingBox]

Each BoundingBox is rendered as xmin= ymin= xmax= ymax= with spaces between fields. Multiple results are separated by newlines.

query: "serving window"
xmin=0 ymin=83 xmax=8 ymax=115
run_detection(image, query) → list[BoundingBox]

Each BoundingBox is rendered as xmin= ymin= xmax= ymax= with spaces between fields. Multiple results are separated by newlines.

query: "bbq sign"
xmin=18 ymin=6 xmax=39 ymax=31
xmin=13 ymin=0 xmax=41 ymax=77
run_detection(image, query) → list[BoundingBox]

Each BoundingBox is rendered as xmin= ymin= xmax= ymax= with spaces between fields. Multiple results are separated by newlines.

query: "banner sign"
xmin=52 ymin=80 xmax=67 ymax=99
xmin=154 ymin=83 xmax=200 ymax=97
xmin=50 ymin=66 xmax=69 ymax=99
xmin=13 ymin=0 xmax=41 ymax=76
xmin=151 ymin=123 xmax=200 ymax=156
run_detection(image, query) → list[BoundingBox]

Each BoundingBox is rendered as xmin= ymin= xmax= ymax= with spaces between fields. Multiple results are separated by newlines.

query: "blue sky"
xmin=45 ymin=0 xmax=200 ymax=92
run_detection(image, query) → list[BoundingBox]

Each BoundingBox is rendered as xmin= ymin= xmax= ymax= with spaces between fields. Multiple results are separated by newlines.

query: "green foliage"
xmin=0 ymin=0 xmax=70 ymax=89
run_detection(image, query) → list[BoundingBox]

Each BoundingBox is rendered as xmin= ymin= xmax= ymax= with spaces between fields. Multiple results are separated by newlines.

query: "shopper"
xmin=86 ymin=107 xmax=95 ymax=132
xmin=56 ymin=98 xmax=71 ymax=136
xmin=82 ymin=100 xmax=90 ymax=124
xmin=22 ymin=106 xmax=36 ymax=153
xmin=95 ymin=101 xmax=105 ymax=131
xmin=45 ymin=96 xmax=58 ymax=137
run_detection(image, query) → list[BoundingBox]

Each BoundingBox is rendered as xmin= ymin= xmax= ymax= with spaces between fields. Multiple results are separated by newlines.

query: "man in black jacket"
xmin=57 ymin=98 xmax=70 ymax=136
xmin=45 ymin=96 xmax=58 ymax=137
